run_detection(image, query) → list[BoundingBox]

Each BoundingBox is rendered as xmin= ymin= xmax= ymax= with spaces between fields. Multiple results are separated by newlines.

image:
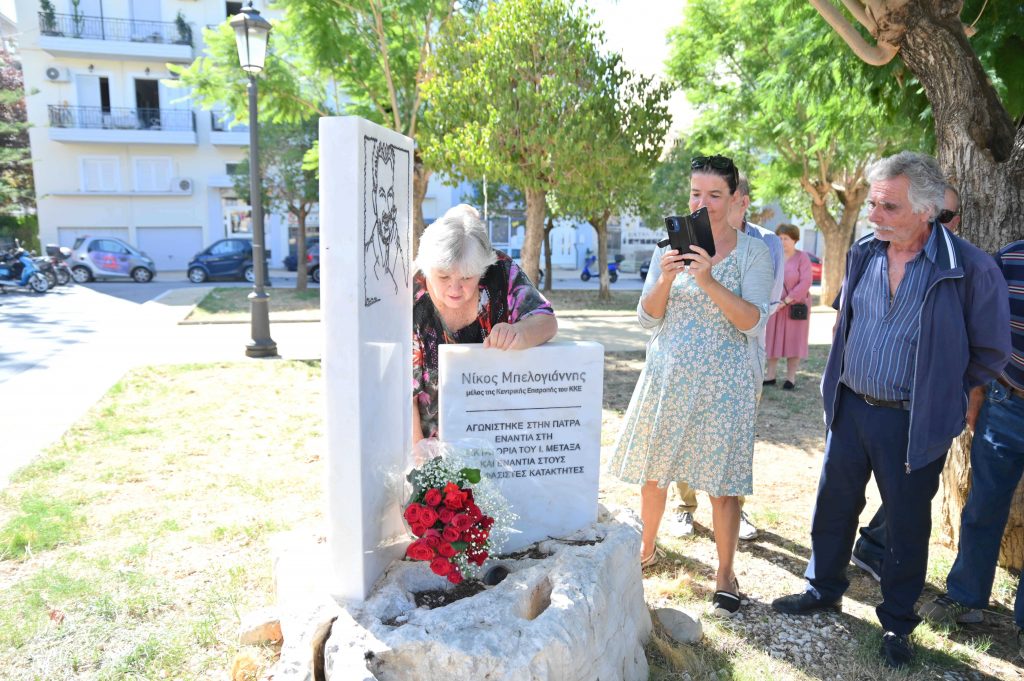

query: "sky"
xmin=586 ymin=0 xmax=695 ymax=142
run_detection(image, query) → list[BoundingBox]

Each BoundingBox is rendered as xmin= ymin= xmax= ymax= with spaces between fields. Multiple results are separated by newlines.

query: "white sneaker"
xmin=667 ymin=511 xmax=695 ymax=537
xmin=738 ymin=511 xmax=758 ymax=541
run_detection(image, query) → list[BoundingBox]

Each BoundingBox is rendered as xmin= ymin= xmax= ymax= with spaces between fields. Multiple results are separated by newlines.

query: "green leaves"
xmin=460 ymin=468 xmax=481 ymax=485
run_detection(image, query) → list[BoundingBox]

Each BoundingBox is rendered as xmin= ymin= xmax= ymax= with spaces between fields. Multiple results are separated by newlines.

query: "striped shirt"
xmin=841 ymin=226 xmax=940 ymax=401
xmin=997 ymin=240 xmax=1024 ymax=390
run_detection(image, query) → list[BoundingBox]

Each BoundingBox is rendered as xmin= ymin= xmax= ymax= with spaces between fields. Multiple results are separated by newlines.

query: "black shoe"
xmin=851 ymin=546 xmax=882 ymax=583
xmin=771 ymin=591 xmax=841 ymax=616
xmin=880 ymin=631 xmax=913 ymax=669
xmin=763 ymin=378 xmax=777 ymax=386
xmin=782 ymin=380 xmax=795 ymax=390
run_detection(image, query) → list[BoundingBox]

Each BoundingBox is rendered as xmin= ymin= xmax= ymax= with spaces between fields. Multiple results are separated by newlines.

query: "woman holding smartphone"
xmin=609 ymin=155 xmax=774 ymax=617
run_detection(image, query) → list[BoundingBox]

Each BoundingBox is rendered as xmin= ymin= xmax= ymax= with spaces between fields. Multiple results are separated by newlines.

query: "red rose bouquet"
xmin=403 ymin=449 xmax=513 ymax=584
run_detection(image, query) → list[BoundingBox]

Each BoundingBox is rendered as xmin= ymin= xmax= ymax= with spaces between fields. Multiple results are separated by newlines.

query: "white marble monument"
xmin=438 ymin=341 xmax=604 ymax=552
xmin=321 ymin=116 xmax=414 ymax=601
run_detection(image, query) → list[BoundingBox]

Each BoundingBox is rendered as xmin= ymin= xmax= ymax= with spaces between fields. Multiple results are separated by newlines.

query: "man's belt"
xmin=997 ymin=376 xmax=1024 ymax=400
xmin=855 ymin=391 xmax=910 ymax=410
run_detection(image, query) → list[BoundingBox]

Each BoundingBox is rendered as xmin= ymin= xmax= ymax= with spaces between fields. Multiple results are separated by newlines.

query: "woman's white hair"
xmin=415 ymin=204 xmax=497 ymax=278
xmin=866 ymin=151 xmax=947 ymax=219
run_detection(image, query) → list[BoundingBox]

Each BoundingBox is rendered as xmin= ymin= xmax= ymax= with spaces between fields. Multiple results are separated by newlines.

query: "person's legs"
xmin=855 ymin=505 xmax=887 ymax=561
xmin=785 ymin=357 xmax=801 ymax=383
xmin=805 ymin=387 xmax=873 ymax=602
xmin=871 ymin=425 xmax=946 ymax=636
xmin=765 ymin=358 xmax=779 ymax=382
xmin=709 ymin=495 xmax=740 ymax=592
xmin=946 ymin=387 xmax=1024 ymax=611
xmin=673 ymin=481 xmax=699 ymax=514
xmin=641 ymin=481 xmax=669 ymax=560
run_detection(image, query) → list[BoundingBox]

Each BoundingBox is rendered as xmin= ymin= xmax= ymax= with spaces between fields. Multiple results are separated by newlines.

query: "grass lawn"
xmin=186 ymin=287 xmax=322 ymax=323
xmin=2 ymin=356 xmax=1019 ymax=679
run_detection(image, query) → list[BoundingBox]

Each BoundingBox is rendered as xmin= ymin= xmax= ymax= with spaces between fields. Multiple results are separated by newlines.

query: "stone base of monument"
xmin=267 ymin=506 xmax=651 ymax=681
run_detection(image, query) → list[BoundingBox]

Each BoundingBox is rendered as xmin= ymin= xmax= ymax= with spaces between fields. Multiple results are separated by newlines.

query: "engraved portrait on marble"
xmin=363 ymin=136 xmax=411 ymax=307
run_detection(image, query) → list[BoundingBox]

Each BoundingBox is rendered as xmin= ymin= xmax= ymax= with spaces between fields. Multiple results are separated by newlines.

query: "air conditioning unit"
xmin=44 ymin=66 xmax=71 ymax=83
xmin=170 ymin=177 xmax=194 ymax=195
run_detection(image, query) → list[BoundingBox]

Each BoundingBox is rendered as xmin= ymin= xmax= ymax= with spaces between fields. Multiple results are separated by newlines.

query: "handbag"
xmin=788 ymin=302 xmax=809 ymax=320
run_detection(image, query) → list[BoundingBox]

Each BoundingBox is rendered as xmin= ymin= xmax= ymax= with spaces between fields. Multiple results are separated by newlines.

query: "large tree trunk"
xmin=591 ymin=211 xmax=611 ymax=302
xmin=892 ymin=3 xmax=1024 ymax=568
xmin=543 ymin=215 xmax=554 ymax=293
xmin=808 ymin=199 xmax=854 ymax=306
xmin=411 ymin=157 xmax=431 ymax=260
xmin=521 ymin=187 xmax=546 ymax=285
xmin=295 ymin=207 xmax=308 ymax=291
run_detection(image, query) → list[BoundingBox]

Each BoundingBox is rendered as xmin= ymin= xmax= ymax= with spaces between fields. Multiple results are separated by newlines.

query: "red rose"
xmin=430 ymin=557 xmax=451 ymax=576
xmin=418 ymin=507 xmax=439 ymax=528
xmin=444 ymin=492 xmax=466 ymax=511
xmin=438 ymin=508 xmax=454 ymax=524
xmin=451 ymin=513 xmax=472 ymax=532
xmin=424 ymin=488 xmax=443 ymax=507
xmin=444 ymin=482 xmax=461 ymax=496
xmin=438 ymin=542 xmax=456 ymax=558
xmin=403 ymin=503 xmax=423 ymax=525
xmin=442 ymin=526 xmax=460 ymax=543
xmin=464 ymin=489 xmax=475 ymax=503
xmin=481 ymin=516 xmax=494 ymax=530
xmin=410 ymin=523 xmax=427 ymax=537
xmin=466 ymin=504 xmax=482 ymax=522
xmin=424 ymin=533 xmax=441 ymax=548
xmin=468 ymin=550 xmax=488 ymax=566
xmin=447 ymin=568 xmax=464 ymax=585
xmin=406 ymin=539 xmax=435 ymax=561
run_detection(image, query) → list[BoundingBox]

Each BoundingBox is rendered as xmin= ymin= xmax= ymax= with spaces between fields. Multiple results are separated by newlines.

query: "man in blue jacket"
xmin=771 ymin=152 xmax=1011 ymax=669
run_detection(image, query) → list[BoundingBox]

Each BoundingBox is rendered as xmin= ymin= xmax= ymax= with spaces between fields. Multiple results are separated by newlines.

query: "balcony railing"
xmin=39 ymin=12 xmax=193 ymax=46
xmin=211 ymin=111 xmax=248 ymax=133
xmin=49 ymin=105 xmax=196 ymax=132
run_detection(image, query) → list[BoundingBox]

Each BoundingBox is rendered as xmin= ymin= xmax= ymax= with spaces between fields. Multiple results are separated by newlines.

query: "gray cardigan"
xmin=637 ymin=232 xmax=774 ymax=384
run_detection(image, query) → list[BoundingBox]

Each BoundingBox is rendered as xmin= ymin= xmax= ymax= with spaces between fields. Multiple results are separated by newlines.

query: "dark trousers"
xmin=805 ymin=385 xmax=947 ymax=635
xmin=855 ymin=505 xmax=887 ymax=564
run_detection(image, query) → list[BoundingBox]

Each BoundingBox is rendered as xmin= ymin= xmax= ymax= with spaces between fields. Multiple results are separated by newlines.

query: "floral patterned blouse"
xmin=413 ymin=251 xmax=554 ymax=439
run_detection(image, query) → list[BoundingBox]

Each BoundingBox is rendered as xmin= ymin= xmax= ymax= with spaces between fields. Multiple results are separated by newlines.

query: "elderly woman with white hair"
xmin=412 ymin=204 xmax=558 ymax=442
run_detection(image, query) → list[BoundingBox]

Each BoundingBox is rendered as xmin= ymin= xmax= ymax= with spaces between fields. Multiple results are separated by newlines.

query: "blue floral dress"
xmin=609 ymin=237 xmax=771 ymax=496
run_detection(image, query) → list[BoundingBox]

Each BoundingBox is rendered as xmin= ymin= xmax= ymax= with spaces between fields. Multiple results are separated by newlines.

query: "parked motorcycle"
xmin=580 ymin=253 xmax=625 ymax=283
xmin=0 ymin=243 xmax=49 ymax=293
xmin=45 ymin=244 xmax=73 ymax=286
xmin=34 ymin=255 xmax=58 ymax=289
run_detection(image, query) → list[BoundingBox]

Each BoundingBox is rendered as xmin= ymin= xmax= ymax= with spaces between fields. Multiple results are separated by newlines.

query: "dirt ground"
xmin=600 ymin=348 xmax=1024 ymax=680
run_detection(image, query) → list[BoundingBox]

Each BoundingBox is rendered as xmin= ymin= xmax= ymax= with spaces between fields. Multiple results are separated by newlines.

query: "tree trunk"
xmin=892 ymin=4 xmax=1024 ymax=568
xmin=591 ymin=211 xmax=611 ymax=302
xmin=543 ymin=214 xmax=554 ymax=293
xmin=295 ymin=207 xmax=308 ymax=291
xmin=521 ymin=187 xmax=546 ymax=285
xmin=808 ymin=199 xmax=854 ymax=307
xmin=411 ymin=157 xmax=432 ymax=260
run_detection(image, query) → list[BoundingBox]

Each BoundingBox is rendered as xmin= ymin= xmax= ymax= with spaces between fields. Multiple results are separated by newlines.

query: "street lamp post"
xmin=230 ymin=2 xmax=277 ymax=358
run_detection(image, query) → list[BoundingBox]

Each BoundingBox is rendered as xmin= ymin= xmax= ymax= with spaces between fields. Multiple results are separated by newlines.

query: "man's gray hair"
xmin=736 ymin=173 xmax=752 ymax=199
xmin=415 ymin=204 xmax=497 ymax=278
xmin=866 ymin=151 xmax=946 ymax=219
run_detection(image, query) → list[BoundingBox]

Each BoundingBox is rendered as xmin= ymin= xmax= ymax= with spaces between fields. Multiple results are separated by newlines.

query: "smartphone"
xmin=659 ymin=207 xmax=716 ymax=258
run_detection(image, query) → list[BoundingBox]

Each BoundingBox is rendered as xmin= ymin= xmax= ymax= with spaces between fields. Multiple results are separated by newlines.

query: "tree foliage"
xmin=172 ymin=1 xmax=473 ymax=253
xmin=0 ymin=55 xmax=35 ymax=216
xmin=233 ymin=119 xmax=319 ymax=289
xmin=666 ymin=0 xmax=927 ymax=302
xmin=423 ymin=0 xmax=669 ymax=286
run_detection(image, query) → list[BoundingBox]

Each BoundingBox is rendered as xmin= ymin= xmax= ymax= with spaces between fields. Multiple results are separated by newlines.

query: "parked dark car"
xmin=283 ymin=237 xmax=319 ymax=272
xmin=187 ymin=238 xmax=269 ymax=283
xmin=808 ymin=254 xmax=822 ymax=285
xmin=308 ymin=243 xmax=320 ymax=283
xmin=640 ymin=259 xmax=650 ymax=281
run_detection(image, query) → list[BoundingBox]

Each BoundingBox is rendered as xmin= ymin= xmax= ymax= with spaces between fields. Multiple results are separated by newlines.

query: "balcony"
xmin=48 ymin=105 xmax=198 ymax=145
xmin=38 ymin=12 xmax=193 ymax=62
xmin=210 ymin=111 xmax=249 ymax=146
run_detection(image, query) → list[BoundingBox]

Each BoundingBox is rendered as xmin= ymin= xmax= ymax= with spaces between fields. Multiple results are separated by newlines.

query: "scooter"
xmin=45 ymin=244 xmax=73 ymax=286
xmin=0 ymin=243 xmax=49 ymax=293
xmin=580 ymin=253 xmax=624 ymax=283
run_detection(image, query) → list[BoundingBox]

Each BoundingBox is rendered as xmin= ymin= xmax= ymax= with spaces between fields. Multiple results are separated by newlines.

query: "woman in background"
xmin=764 ymin=223 xmax=812 ymax=390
